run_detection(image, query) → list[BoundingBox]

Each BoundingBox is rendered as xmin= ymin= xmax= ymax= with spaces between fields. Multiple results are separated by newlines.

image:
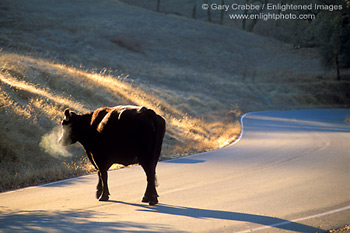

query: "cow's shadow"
xmin=110 ymin=200 xmax=323 ymax=233
xmin=0 ymin=208 xmax=169 ymax=233
xmin=163 ymin=158 xmax=205 ymax=164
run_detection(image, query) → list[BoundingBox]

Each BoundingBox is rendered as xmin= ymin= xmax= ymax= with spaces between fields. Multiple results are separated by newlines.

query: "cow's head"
xmin=58 ymin=109 xmax=78 ymax=146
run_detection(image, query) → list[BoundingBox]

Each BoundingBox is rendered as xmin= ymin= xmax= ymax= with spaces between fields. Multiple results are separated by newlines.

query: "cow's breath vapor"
xmin=39 ymin=126 xmax=72 ymax=157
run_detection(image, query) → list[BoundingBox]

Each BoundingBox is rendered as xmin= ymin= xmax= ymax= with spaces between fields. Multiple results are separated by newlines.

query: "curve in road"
xmin=0 ymin=109 xmax=349 ymax=232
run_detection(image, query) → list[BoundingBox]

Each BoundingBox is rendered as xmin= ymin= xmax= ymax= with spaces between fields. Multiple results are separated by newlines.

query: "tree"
xmin=205 ymin=0 xmax=212 ymax=22
xmin=192 ymin=0 xmax=201 ymax=19
xmin=156 ymin=0 xmax=160 ymax=12
xmin=314 ymin=0 xmax=350 ymax=80
xmin=242 ymin=0 xmax=267 ymax=32
xmin=220 ymin=0 xmax=225 ymax=25
xmin=192 ymin=2 xmax=197 ymax=19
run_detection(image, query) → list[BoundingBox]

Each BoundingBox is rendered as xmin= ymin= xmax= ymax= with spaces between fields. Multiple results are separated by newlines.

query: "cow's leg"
xmin=99 ymin=168 xmax=110 ymax=201
xmin=96 ymin=171 xmax=103 ymax=199
xmin=141 ymin=163 xmax=158 ymax=205
xmin=85 ymin=151 xmax=102 ymax=199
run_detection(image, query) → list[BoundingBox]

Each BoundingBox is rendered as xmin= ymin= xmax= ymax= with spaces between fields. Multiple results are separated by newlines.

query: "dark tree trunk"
xmin=220 ymin=0 xmax=225 ymax=25
xmin=156 ymin=0 xmax=160 ymax=12
xmin=206 ymin=0 xmax=212 ymax=22
xmin=335 ymin=55 xmax=341 ymax=80
xmin=192 ymin=3 xmax=196 ymax=19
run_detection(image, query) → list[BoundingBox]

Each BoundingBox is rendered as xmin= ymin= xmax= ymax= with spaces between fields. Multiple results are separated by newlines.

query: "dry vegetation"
xmin=0 ymin=0 xmax=349 ymax=191
xmin=327 ymin=225 xmax=350 ymax=233
xmin=0 ymin=52 xmax=239 ymax=191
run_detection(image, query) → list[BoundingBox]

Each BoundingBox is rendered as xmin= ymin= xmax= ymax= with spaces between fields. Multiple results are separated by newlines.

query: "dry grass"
xmin=327 ymin=225 xmax=350 ymax=233
xmin=0 ymin=51 xmax=240 ymax=191
xmin=0 ymin=0 xmax=349 ymax=191
xmin=0 ymin=52 xmax=239 ymax=153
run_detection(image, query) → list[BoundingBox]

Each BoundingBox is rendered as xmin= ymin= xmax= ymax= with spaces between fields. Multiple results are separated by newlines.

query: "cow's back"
xmin=93 ymin=106 xmax=162 ymax=165
xmin=90 ymin=107 xmax=114 ymax=130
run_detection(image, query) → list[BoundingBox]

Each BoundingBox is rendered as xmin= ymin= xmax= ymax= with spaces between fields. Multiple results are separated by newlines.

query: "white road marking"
xmin=236 ymin=205 xmax=350 ymax=233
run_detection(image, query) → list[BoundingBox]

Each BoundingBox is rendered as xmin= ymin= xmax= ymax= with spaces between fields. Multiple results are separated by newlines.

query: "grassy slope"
xmin=0 ymin=0 xmax=349 ymax=191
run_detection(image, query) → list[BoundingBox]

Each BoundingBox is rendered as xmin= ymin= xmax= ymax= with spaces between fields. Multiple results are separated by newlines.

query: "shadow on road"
xmin=112 ymin=200 xmax=323 ymax=233
xmin=163 ymin=158 xmax=205 ymax=164
xmin=0 ymin=201 xmax=324 ymax=232
xmin=0 ymin=209 xmax=169 ymax=233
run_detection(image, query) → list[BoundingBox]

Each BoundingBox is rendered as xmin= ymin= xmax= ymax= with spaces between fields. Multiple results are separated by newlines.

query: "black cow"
xmin=58 ymin=105 xmax=166 ymax=205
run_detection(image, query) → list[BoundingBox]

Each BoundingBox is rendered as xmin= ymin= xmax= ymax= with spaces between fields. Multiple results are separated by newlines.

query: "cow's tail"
xmin=152 ymin=113 xmax=165 ymax=188
xmin=141 ymin=107 xmax=165 ymax=163
xmin=142 ymin=108 xmax=166 ymax=187
xmin=143 ymin=108 xmax=165 ymax=187
xmin=151 ymin=112 xmax=166 ymax=165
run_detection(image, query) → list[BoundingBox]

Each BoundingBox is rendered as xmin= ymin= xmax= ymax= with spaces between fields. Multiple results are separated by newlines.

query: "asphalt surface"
xmin=0 ymin=109 xmax=349 ymax=232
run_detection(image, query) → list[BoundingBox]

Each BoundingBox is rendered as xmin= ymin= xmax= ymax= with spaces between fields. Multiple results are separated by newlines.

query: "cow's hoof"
xmin=142 ymin=196 xmax=149 ymax=203
xmin=99 ymin=195 xmax=109 ymax=201
xmin=149 ymin=199 xmax=158 ymax=205
xmin=142 ymin=196 xmax=158 ymax=205
xmin=96 ymin=189 xmax=102 ymax=199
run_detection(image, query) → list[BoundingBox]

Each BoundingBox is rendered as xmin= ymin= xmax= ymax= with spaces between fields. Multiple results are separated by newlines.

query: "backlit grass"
xmin=0 ymin=52 xmax=240 ymax=191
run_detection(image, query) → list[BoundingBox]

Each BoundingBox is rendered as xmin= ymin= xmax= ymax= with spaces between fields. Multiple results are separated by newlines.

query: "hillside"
xmin=0 ymin=0 xmax=349 ymax=191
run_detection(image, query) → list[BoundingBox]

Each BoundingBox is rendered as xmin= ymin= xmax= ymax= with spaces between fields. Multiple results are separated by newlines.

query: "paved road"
xmin=1 ymin=109 xmax=349 ymax=233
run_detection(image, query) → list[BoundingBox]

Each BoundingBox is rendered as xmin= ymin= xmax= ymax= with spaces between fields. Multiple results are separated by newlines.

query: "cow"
xmin=58 ymin=105 xmax=166 ymax=205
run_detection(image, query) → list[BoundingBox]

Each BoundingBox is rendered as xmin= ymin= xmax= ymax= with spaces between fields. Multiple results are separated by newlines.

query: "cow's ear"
xmin=64 ymin=109 xmax=71 ymax=120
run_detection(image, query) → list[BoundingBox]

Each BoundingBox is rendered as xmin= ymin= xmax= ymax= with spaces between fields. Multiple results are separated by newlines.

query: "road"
xmin=0 ymin=109 xmax=349 ymax=232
